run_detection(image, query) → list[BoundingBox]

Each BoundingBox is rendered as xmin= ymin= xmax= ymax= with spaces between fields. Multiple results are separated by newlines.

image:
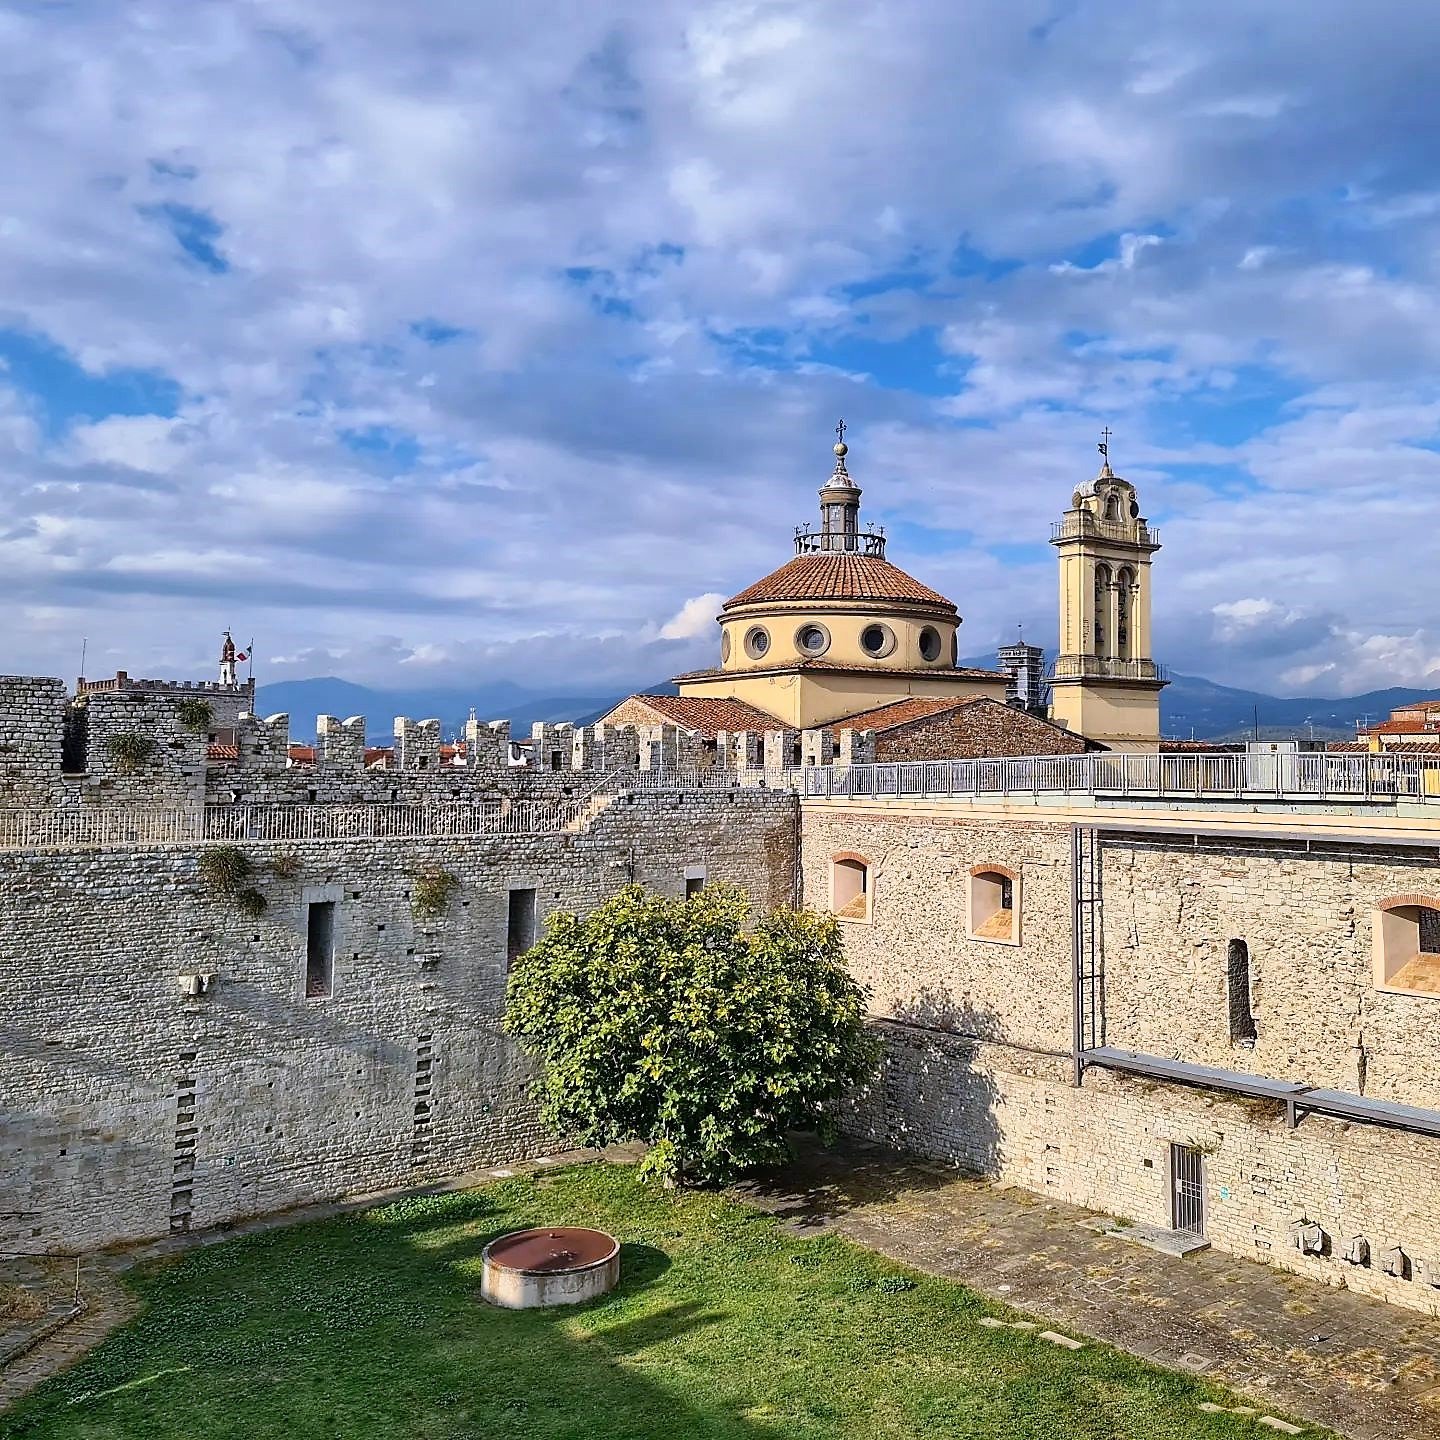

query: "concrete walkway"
xmin=738 ymin=1140 xmax=1440 ymax=1440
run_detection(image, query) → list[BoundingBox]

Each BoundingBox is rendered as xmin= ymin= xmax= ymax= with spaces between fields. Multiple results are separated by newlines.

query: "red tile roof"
xmin=609 ymin=694 xmax=781 ymax=736
xmin=725 ymin=553 xmax=956 ymax=610
xmin=206 ymin=743 xmax=239 ymax=762
xmin=827 ymin=697 xmax=982 ymax=734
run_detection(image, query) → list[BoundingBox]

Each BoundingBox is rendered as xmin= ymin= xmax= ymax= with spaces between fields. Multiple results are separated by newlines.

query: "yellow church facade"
xmin=608 ymin=428 xmax=1167 ymax=749
xmin=670 ymin=433 xmax=1011 ymax=729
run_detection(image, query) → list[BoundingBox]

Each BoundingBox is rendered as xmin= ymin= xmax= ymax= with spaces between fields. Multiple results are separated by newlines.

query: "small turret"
xmin=219 ymin=631 xmax=238 ymax=687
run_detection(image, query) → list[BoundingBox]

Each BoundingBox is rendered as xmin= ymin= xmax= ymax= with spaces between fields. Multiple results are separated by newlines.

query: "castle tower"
xmin=219 ymin=630 xmax=238 ymax=688
xmin=1048 ymin=437 xmax=1166 ymax=750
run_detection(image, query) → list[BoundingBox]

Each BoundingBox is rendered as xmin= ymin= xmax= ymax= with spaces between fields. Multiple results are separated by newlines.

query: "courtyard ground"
xmin=740 ymin=1140 xmax=1440 ymax=1440
xmin=0 ymin=1157 xmax=1325 ymax=1440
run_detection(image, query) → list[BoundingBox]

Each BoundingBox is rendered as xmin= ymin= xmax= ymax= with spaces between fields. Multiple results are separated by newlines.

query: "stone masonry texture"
xmin=10 ymin=660 xmax=1440 ymax=1330
xmin=1 ymin=784 xmax=796 ymax=1253
xmin=801 ymin=800 xmax=1440 ymax=1316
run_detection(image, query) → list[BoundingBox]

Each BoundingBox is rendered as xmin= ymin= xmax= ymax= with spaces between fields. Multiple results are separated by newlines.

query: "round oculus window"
xmin=795 ymin=622 xmax=830 ymax=657
xmin=860 ymin=622 xmax=897 ymax=658
xmin=744 ymin=625 xmax=771 ymax=660
xmin=918 ymin=626 xmax=943 ymax=663
xmin=720 ymin=630 xmax=732 ymax=662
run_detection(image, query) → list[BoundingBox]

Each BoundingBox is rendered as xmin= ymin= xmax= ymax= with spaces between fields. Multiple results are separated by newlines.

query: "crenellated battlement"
xmin=77 ymin=671 xmax=256 ymax=699
xmin=0 ymin=673 xmax=878 ymax=820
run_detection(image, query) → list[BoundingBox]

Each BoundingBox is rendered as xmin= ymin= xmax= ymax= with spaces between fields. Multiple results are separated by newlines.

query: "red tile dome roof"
xmin=724 ymin=552 xmax=956 ymax=612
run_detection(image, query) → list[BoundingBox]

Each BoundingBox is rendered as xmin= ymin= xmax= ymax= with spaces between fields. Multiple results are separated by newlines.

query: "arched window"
xmin=968 ymin=865 xmax=1020 ymax=944
xmin=1093 ymin=564 xmax=1111 ymax=652
xmin=1115 ymin=567 xmax=1134 ymax=658
xmin=1104 ymin=492 xmax=1122 ymax=521
xmin=831 ymin=854 xmax=871 ymax=922
xmin=1375 ymin=898 xmax=1440 ymax=994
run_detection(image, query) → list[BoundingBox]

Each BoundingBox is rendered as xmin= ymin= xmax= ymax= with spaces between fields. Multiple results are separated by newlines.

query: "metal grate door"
xmin=1170 ymin=1143 xmax=1205 ymax=1235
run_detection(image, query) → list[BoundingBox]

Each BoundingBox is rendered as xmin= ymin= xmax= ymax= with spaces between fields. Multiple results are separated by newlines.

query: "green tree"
xmin=505 ymin=884 xmax=879 ymax=1187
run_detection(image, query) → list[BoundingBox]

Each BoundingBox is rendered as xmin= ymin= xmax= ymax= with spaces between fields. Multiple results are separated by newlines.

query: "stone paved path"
xmin=738 ymin=1140 xmax=1440 ymax=1440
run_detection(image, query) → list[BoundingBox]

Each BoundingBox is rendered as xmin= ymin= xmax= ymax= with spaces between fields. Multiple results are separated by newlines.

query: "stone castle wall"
xmin=0 ymin=790 xmax=797 ymax=1252
xmin=1096 ymin=835 xmax=1440 ymax=1103
xmin=846 ymin=1024 xmax=1440 ymax=1315
xmin=0 ymin=670 xmax=871 ymax=814
xmin=801 ymin=800 xmax=1440 ymax=1314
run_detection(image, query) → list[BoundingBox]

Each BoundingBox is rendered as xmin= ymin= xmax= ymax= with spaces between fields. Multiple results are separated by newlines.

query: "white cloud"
xmin=659 ymin=592 xmax=726 ymax=640
xmin=0 ymin=0 xmax=1437 ymax=702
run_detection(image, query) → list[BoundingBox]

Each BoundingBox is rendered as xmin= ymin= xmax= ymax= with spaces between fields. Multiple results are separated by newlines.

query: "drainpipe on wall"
xmin=1070 ymin=824 xmax=1085 ymax=1087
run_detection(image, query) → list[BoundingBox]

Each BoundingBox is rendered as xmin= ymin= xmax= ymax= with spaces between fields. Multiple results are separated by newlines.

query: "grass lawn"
xmin=0 ymin=1163 xmax=1325 ymax=1440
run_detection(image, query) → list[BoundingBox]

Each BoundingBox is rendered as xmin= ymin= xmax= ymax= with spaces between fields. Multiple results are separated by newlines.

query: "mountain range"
xmin=254 ymin=665 xmax=1440 ymax=744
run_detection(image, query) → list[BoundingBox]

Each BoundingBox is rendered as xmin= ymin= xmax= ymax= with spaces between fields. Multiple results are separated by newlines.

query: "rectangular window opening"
xmin=686 ymin=876 xmax=705 ymax=898
xmin=1226 ymin=938 xmax=1257 ymax=1045
xmin=507 ymin=888 xmax=537 ymax=970
xmin=306 ymin=901 xmax=335 ymax=999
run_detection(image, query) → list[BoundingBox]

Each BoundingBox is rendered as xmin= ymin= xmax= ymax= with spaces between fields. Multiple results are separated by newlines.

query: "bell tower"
xmin=1048 ymin=435 xmax=1166 ymax=751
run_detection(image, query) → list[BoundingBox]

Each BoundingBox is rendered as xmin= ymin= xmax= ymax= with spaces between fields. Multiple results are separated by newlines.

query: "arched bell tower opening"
xmin=1049 ymin=434 xmax=1167 ymax=751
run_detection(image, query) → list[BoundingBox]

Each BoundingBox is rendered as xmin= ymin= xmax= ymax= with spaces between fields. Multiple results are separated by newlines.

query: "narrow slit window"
xmin=306 ymin=901 xmax=335 ymax=999
xmin=507 ymin=888 xmax=537 ymax=969
xmin=1226 ymin=938 xmax=1257 ymax=1045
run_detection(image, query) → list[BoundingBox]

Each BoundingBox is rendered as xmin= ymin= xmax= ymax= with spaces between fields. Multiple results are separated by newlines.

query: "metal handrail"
xmin=792 ymin=526 xmax=887 ymax=557
xmin=794 ymin=751 xmax=1437 ymax=803
xmin=1049 ymin=657 xmax=1168 ymax=682
xmin=2 ymin=752 xmax=1434 ymax=850
xmin=1050 ymin=515 xmax=1159 ymax=547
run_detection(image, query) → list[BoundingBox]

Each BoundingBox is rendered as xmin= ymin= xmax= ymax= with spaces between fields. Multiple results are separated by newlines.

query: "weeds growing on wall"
xmin=199 ymin=847 xmax=269 ymax=919
xmin=104 ymin=732 xmax=156 ymax=774
xmin=411 ymin=868 xmax=461 ymax=919
xmin=269 ymin=851 xmax=303 ymax=880
xmin=199 ymin=845 xmax=252 ymax=895
xmin=176 ymin=697 xmax=214 ymax=734
xmin=235 ymin=888 xmax=267 ymax=918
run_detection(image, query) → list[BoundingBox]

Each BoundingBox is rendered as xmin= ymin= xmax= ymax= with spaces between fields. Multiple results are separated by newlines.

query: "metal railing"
xmin=4 ymin=752 xmax=1433 ymax=849
xmin=795 ymin=751 xmax=1439 ymax=802
xmin=1049 ymin=656 xmax=1168 ymax=682
xmin=0 ymin=796 xmax=609 ymax=851
xmin=0 ymin=808 xmax=204 ymax=849
xmin=793 ymin=525 xmax=887 ymax=557
xmin=1050 ymin=515 xmax=1159 ymax=547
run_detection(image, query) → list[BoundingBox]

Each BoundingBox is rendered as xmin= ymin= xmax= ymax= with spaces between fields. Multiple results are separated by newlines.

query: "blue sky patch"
xmin=140 ymin=202 xmax=228 ymax=273
xmin=0 ymin=329 xmax=181 ymax=438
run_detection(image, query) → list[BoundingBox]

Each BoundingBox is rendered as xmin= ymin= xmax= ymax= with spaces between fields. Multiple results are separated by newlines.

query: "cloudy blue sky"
xmin=3 ymin=0 xmax=1439 ymax=697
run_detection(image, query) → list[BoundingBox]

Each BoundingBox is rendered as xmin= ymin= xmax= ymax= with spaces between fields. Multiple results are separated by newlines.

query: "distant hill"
xmin=957 ymin=651 xmax=1440 ymax=742
xmin=1161 ymin=676 xmax=1440 ymax=741
xmin=257 ymin=669 xmax=1440 ymax=745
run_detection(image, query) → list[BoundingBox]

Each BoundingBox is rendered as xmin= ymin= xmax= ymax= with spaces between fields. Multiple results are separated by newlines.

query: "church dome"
xmin=724 ymin=552 xmax=956 ymax=613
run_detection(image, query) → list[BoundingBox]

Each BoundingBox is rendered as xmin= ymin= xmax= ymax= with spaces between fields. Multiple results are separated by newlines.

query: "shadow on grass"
xmin=735 ymin=1137 xmax=960 ymax=1235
